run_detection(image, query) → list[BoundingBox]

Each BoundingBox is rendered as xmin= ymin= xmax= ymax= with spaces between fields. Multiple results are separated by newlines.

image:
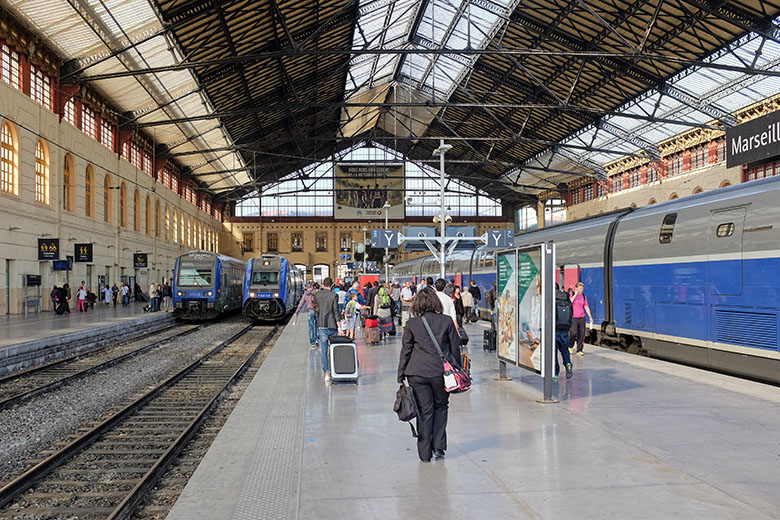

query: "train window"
xmin=659 ymin=213 xmax=677 ymax=244
xmin=716 ymin=223 xmax=735 ymax=238
xmin=251 ymin=271 xmax=279 ymax=285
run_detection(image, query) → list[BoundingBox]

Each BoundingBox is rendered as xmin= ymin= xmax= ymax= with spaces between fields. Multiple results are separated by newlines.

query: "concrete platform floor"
xmin=0 ymin=301 xmax=171 ymax=349
xmin=166 ymin=315 xmax=780 ymax=520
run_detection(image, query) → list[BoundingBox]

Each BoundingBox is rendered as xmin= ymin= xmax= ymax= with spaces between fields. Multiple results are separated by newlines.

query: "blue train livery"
xmin=391 ymin=175 xmax=780 ymax=384
xmin=242 ymin=255 xmax=304 ymax=321
xmin=172 ymin=250 xmax=246 ymax=320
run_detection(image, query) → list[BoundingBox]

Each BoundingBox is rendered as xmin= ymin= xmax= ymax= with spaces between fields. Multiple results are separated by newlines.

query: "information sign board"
xmin=496 ymin=251 xmax=518 ymax=366
xmin=75 ymin=243 xmax=93 ymax=263
xmin=38 ymin=238 xmax=59 ymax=260
xmin=134 ymin=253 xmax=148 ymax=268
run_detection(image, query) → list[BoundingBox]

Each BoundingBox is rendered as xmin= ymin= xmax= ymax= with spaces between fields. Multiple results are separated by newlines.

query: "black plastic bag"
xmin=393 ymin=383 xmax=418 ymax=437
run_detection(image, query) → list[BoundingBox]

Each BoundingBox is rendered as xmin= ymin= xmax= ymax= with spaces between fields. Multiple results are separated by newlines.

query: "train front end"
xmin=243 ymin=256 xmax=288 ymax=321
xmin=173 ymin=251 xmax=221 ymax=320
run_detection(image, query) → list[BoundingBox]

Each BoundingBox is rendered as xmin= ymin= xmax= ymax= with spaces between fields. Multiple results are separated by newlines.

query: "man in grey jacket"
xmin=313 ymin=277 xmax=340 ymax=382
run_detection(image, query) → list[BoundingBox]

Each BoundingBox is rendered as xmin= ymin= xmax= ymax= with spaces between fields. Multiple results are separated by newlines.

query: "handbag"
xmin=421 ymin=316 xmax=471 ymax=393
xmin=393 ymin=383 xmax=418 ymax=437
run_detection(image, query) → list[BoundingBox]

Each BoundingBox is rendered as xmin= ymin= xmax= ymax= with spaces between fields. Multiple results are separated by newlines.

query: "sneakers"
xmin=434 ymin=449 xmax=445 ymax=459
xmin=324 ymin=371 xmax=331 ymax=382
xmin=577 ymin=351 xmax=584 ymax=357
xmin=309 ymin=344 xmax=317 ymax=350
xmin=566 ymin=363 xmax=573 ymax=378
xmin=552 ymin=375 xmax=558 ymax=380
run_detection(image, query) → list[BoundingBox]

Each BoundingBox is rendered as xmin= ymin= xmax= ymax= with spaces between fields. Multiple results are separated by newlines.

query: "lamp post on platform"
xmin=433 ymin=139 xmax=452 ymax=281
xmin=362 ymin=226 xmax=367 ymax=275
xmin=383 ymin=201 xmax=391 ymax=282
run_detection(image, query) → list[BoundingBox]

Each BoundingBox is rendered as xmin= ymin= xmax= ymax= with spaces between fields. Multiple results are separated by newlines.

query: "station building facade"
xmin=0 ymin=15 xmax=224 ymax=314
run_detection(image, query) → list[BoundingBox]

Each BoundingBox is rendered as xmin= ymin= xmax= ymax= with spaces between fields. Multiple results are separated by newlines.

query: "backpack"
xmin=555 ymin=291 xmax=573 ymax=330
xmin=378 ymin=288 xmax=391 ymax=309
xmin=345 ymin=300 xmax=357 ymax=317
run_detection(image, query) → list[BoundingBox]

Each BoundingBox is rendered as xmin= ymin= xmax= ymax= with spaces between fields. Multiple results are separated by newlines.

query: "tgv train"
xmin=392 ymin=175 xmax=780 ymax=384
xmin=242 ymin=255 xmax=304 ymax=321
xmin=173 ymin=251 xmax=246 ymax=320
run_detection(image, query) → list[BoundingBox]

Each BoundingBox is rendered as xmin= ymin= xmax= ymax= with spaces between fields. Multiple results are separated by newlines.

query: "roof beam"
xmin=657 ymin=83 xmax=738 ymax=127
xmin=595 ymin=119 xmax=661 ymax=160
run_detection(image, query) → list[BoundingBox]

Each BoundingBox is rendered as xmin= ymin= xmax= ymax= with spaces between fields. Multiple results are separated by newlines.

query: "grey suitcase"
xmin=329 ymin=336 xmax=359 ymax=383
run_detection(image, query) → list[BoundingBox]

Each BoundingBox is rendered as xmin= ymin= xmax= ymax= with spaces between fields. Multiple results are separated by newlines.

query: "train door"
xmin=557 ymin=264 xmax=581 ymax=292
xmin=707 ymin=208 xmax=745 ymax=295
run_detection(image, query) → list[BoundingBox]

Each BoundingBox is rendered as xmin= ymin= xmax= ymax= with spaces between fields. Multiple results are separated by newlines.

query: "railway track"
xmin=0 ymin=323 xmax=276 ymax=520
xmin=0 ymin=323 xmax=205 ymax=412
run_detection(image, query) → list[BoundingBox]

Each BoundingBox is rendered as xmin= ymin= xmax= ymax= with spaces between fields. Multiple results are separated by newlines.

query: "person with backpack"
xmin=343 ymin=292 xmax=361 ymax=339
xmin=373 ymin=283 xmax=394 ymax=340
xmin=555 ymin=283 xmax=574 ymax=379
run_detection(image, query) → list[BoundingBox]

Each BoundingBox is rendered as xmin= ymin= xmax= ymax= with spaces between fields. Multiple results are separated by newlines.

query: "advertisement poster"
xmin=334 ymin=163 xmax=404 ymax=219
xmin=496 ymin=252 xmax=518 ymax=365
xmin=517 ymin=249 xmax=542 ymax=373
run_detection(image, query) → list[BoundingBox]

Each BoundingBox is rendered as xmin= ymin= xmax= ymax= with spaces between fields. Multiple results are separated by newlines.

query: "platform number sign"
xmin=75 ymin=243 xmax=93 ymax=263
xmin=371 ymin=229 xmax=399 ymax=248
xmin=134 ymin=253 xmax=148 ymax=268
xmin=487 ymin=230 xmax=514 ymax=248
xmin=38 ymin=238 xmax=59 ymax=260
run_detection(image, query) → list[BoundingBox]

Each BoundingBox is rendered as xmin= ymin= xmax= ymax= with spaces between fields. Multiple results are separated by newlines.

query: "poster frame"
xmin=495 ymin=249 xmax=518 ymax=367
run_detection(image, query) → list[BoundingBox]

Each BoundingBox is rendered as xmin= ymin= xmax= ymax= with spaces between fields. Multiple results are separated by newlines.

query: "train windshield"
xmin=178 ymin=261 xmax=214 ymax=286
xmin=251 ymin=271 xmax=279 ymax=285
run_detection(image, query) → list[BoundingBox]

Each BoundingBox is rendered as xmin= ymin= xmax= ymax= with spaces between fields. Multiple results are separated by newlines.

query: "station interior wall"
xmin=0 ymin=81 xmax=222 ymax=315
xmin=566 ymin=162 xmax=743 ymax=220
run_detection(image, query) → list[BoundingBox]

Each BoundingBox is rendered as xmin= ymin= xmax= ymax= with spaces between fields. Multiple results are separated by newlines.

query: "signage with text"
xmin=371 ymin=229 xmax=399 ymax=248
xmin=134 ymin=253 xmax=148 ymax=268
xmin=75 ymin=243 xmax=93 ymax=263
xmin=726 ymin=110 xmax=780 ymax=168
xmin=38 ymin=238 xmax=59 ymax=260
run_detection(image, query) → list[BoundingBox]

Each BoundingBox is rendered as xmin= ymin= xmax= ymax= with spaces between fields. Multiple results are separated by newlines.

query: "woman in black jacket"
xmin=397 ymin=287 xmax=462 ymax=463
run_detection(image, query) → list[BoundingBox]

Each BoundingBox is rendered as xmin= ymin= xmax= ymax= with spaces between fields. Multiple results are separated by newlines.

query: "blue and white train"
xmin=242 ymin=255 xmax=304 ymax=321
xmin=392 ymin=175 xmax=780 ymax=384
xmin=173 ymin=250 xmax=246 ymax=320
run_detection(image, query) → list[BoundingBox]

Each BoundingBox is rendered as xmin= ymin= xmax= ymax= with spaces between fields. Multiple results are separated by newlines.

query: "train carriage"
xmin=173 ymin=251 xmax=246 ymax=320
xmin=390 ymin=175 xmax=780 ymax=384
xmin=242 ymin=255 xmax=303 ymax=321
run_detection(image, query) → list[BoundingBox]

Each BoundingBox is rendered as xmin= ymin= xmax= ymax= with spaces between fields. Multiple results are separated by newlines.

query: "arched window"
xmin=1 ymin=122 xmax=18 ymax=196
xmin=187 ymin=216 xmax=192 ymax=247
xmin=85 ymin=165 xmax=95 ymax=217
xmin=669 ymin=193 xmax=678 ymax=200
xmin=544 ymin=199 xmax=567 ymax=226
xmin=719 ymin=180 xmax=731 ymax=189
xmin=165 ymin=206 xmax=170 ymax=240
xmin=103 ymin=174 xmax=112 ymax=223
xmin=692 ymin=186 xmax=703 ymax=195
xmin=173 ymin=210 xmax=179 ymax=244
xmin=155 ymin=200 xmax=161 ymax=236
xmin=63 ymin=154 xmax=74 ymax=212
xmin=133 ymin=190 xmax=140 ymax=231
xmin=516 ymin=205 xmax=537 ymax=232
xmin=35 ymin=140 xmax=49 ymax=204
xmin=648 ymin=198 xmax=657 ymax=205
xmin=180 ymin=213 xmax=185 ymax=244
xmin=145 ymin=195 xmax=151 ymax=235
xmin=119 ymin=182 xmax=127 ymax=227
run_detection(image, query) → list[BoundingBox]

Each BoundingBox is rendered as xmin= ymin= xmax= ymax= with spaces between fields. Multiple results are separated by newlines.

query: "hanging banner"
xmin=516 ymin=248 xmax=543 ymax=374
xmin=75 ymin=243 xmax=93 ymax=263
xmin=334 ymin=163 xmax=404 ymax=219
xmin=496 ymin=251 xmax=518 ymax=366
xmin=38 ymin=238 xmax=60 ymax=260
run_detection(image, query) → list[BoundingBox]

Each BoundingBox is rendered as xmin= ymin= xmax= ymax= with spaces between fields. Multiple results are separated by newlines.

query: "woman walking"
xmin=397 ymin=288 xmax=462 ymax=463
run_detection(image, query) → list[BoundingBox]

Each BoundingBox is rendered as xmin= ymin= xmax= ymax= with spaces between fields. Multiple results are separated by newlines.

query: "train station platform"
xmin=0 ymin=303 xmax=175 ymax=374
xmin=166 ymin=316 xmax=780 ymax=520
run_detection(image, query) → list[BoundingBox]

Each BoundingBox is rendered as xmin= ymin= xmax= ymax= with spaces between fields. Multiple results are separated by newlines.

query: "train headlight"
xmin=273 ymin=292 xmax=279 ymax=298
xmin=177 ymin=291 xmax=183 ymax=297
xmin=205 ymin=290 xmax=213 ymax=297
xmin=249 ymin=292 xmax=256 ymax=297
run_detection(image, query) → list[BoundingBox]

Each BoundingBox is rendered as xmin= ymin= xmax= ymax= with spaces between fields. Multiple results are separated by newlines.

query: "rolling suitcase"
xmin=329 ymin=336 xmax=358 ymax=383
xmin=458 ymin=327 xmax=469 ymax=346
xmin=483 ymin=329 xmax=497 ymax=351
xmin=366 ymin=326 xmax=381 ymax=344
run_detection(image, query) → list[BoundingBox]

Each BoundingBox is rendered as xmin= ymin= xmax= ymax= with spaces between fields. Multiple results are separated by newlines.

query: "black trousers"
xmin=570 ymin=316 xmax=586 ymax=352
xmin=407 ymin=375 xmax=450 ymax=461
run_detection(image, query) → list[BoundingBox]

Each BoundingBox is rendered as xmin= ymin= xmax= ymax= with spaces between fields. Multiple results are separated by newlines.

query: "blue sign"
xmin=371 ymin=229 xmax=399 ymax=248
xmin=340 ymin=254 xmax=352 ymax=261
xmin=486 ymin=229 xmax=514 ymax=248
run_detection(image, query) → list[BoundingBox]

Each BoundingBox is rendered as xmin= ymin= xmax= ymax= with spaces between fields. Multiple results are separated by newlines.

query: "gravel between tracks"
xmin=0 ymin=318 xmax=250 ymax=482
